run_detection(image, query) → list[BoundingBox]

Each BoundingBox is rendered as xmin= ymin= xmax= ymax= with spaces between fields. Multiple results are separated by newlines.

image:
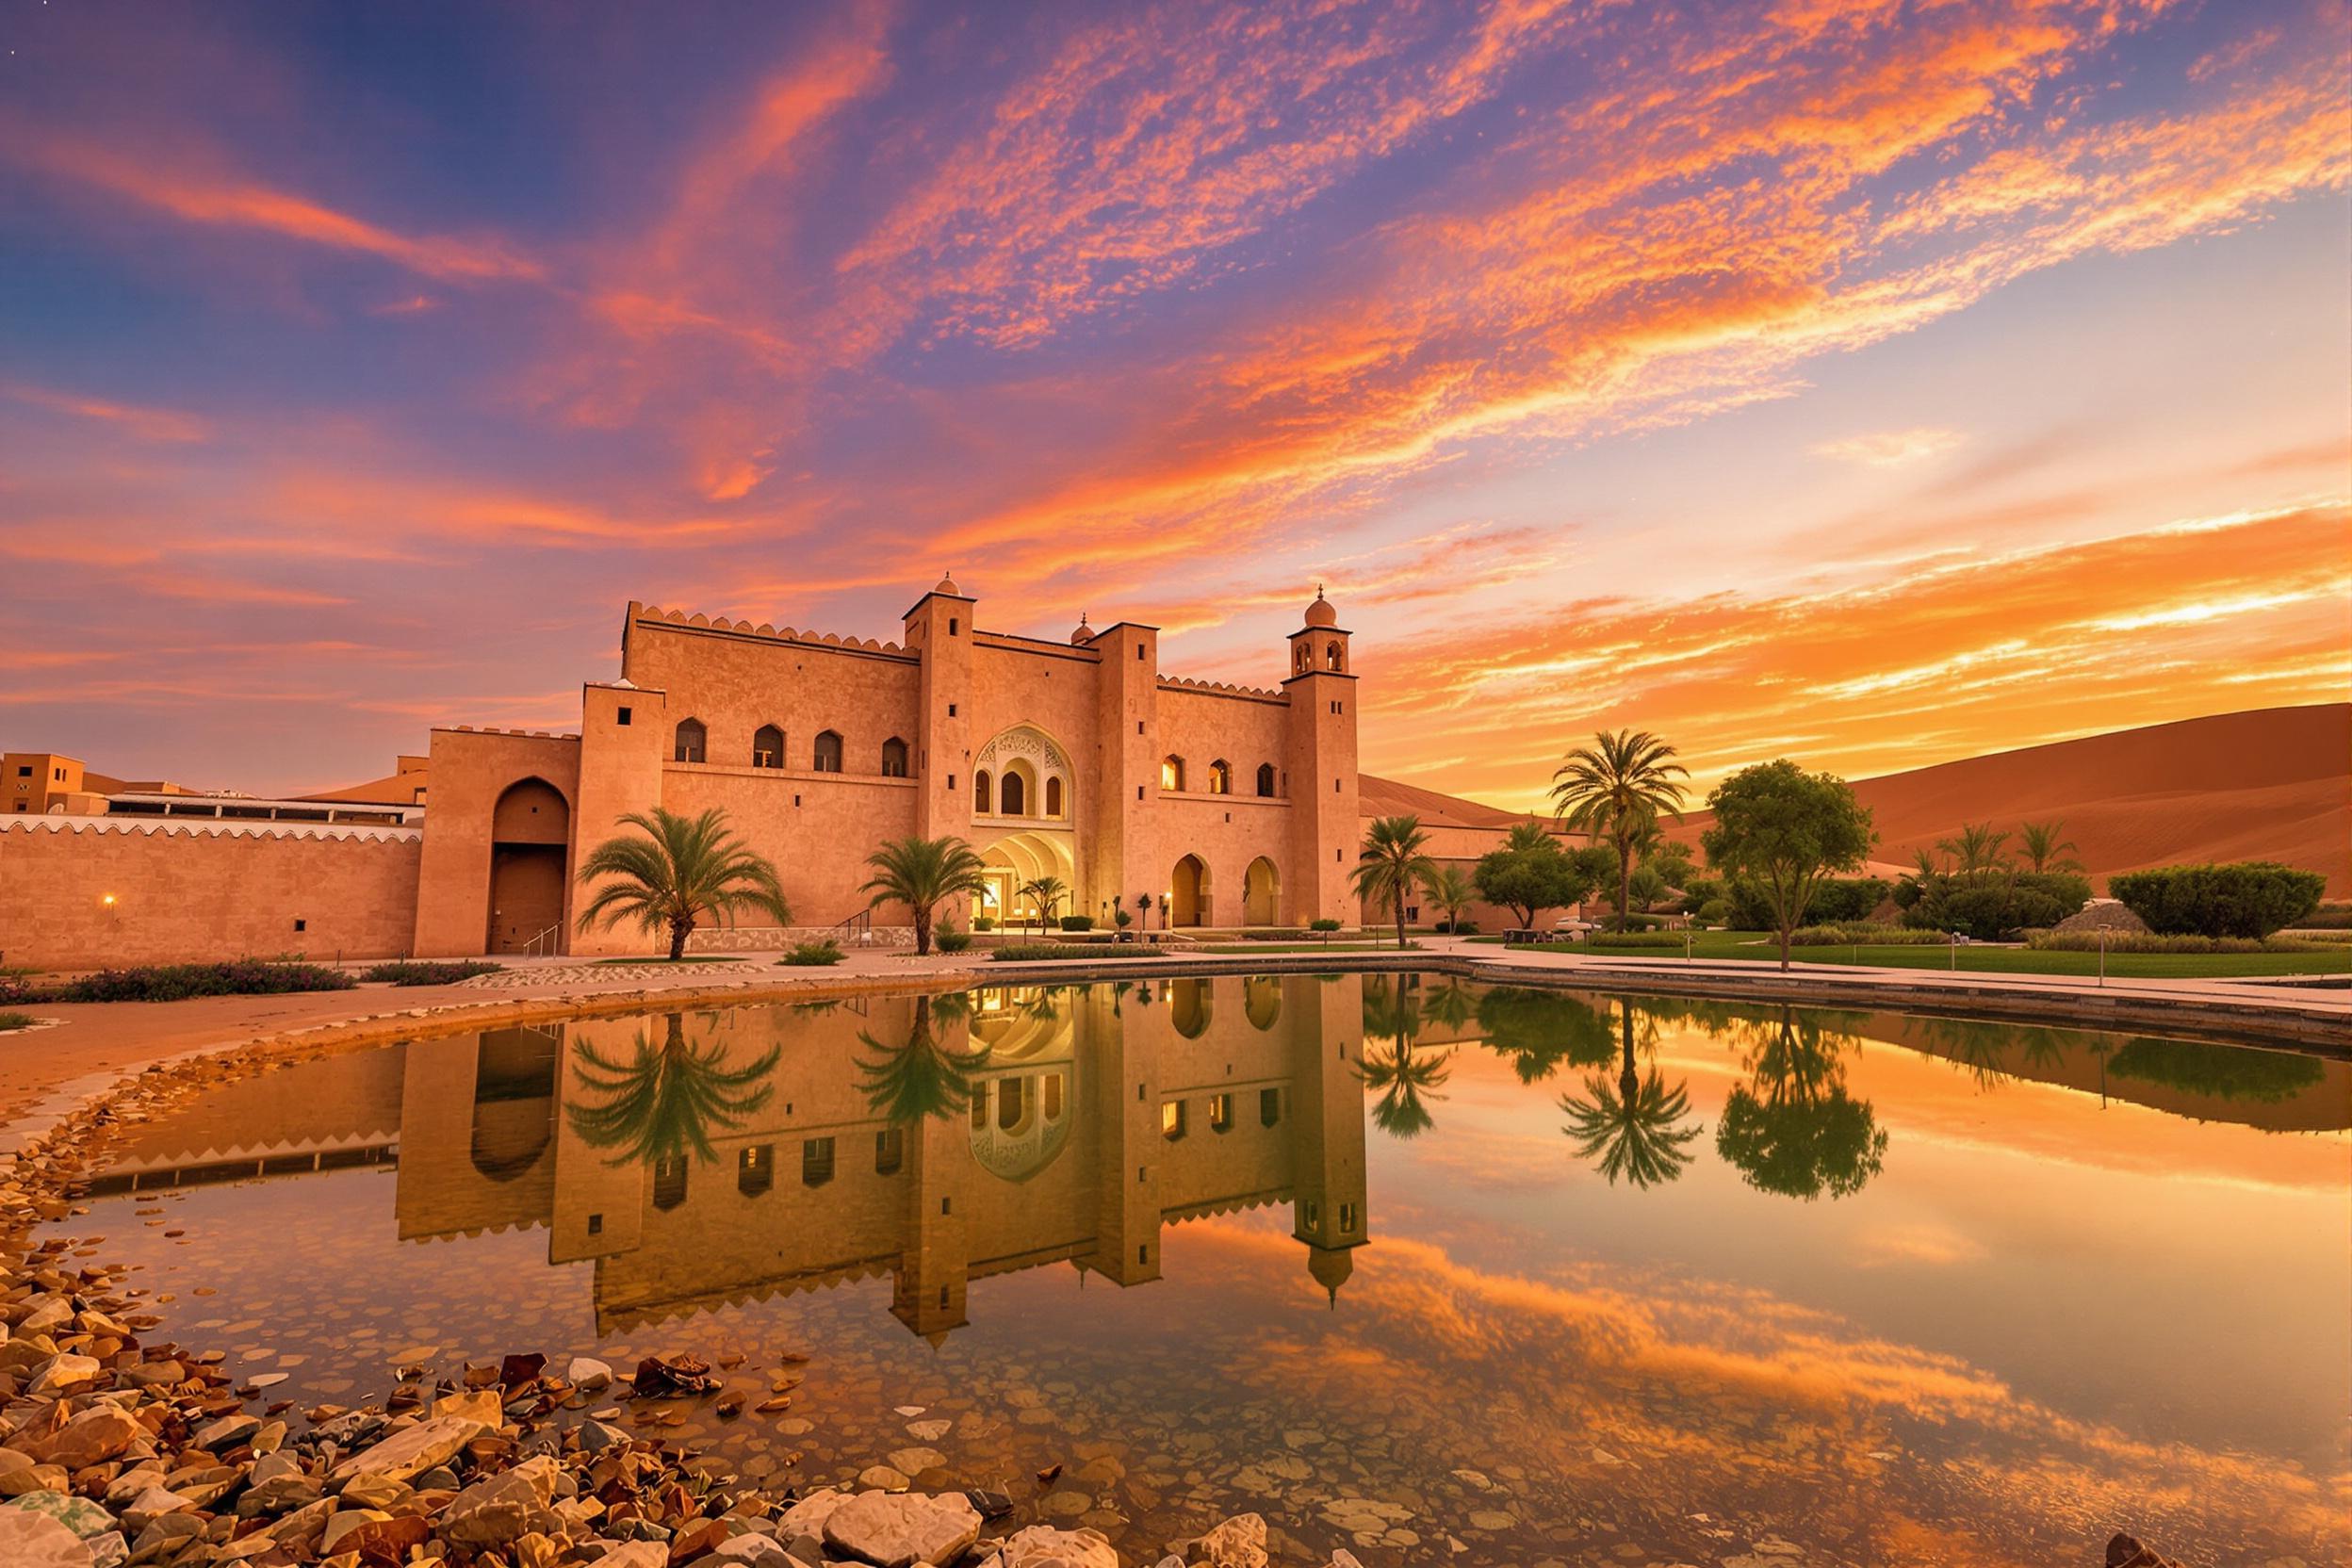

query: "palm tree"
xmin=861 ymin=836 xmax=988 ymax=956
xmin=576 ymin=808 xmax=792 ymax=960
xmin=1352 ymin=815 xmax=1436 ymax=950
xmin=1549 ymin=729 xmax=1690 ymax=932
xmin=2017 ymin=820 xmax=2081 ymax=874
xmin=564 ymin=1014 xmax=781 ymax=1166
xmin=1358 ymin=1039 xmax=1453 ymax=1138
xmin=1936 ymin=821 xmax=2011 ymax=884
xmin=855 ymin=995 xmax=993 ymax=1123
xmin=1419 ymin=864 xmax=1477 ymax=934
xmin=1016 ymin=874 xmax=1069 ymax=936
xmin=1560 ymin=1010 xmax=1703 ymax=1190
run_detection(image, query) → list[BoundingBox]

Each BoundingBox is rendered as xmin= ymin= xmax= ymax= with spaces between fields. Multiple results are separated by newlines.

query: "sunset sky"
xmin=3 ymin=0 xmax=2346 ymax=805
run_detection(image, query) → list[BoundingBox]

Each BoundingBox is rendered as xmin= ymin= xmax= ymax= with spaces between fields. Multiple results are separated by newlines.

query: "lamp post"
xmin=2098 ymin=925 xmax=2108 ymax=988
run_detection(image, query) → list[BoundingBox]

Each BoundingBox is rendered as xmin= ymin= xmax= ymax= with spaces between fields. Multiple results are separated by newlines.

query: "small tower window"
xmin=1160 ymin=756 xmax=1184 ymax=792
xmin=1326 ymin=642 xmax=1344 ymax=670
xmin=673 ymin=718 xmax=707 ymax=764
xmin=752 ymin=724 xmax=784 ymax=769
xmin=881 ymin=737 xmax=909 ymax=777
xmin=1207 ymin=760 xmax=1231 ymax=794
xmin=1045 ymin=776 xmax=1063 ymax=817
xmin=974 ymin=770 xmax=994 ymax=813
xmin=1295 ymin=644 xmax=1309 ymax=673
xmin=812 ymin=730 xmax=843 ymax=772
xmin=1256 ymin=763 xmax=1276 ymax=797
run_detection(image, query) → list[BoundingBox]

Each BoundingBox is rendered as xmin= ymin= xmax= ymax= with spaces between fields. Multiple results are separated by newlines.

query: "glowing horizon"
xmin=2 ymin=1 xmax=2345 ymax=801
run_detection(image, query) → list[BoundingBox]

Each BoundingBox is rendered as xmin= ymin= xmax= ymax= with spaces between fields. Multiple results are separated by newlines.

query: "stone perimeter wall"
xmin=0 ymin=818 xmax=423 ymax=970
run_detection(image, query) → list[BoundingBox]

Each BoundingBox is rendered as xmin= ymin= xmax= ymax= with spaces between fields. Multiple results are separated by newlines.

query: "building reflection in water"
xmin=376 ymin=973 xmax=1370 ymax=1337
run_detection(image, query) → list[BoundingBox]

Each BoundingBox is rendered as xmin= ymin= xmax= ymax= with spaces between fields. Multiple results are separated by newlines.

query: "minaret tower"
xmin=1283 ymin=588 xmax=1360 ymax=924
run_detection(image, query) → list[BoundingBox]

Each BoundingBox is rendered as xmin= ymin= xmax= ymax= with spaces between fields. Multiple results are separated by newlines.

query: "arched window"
xmin=812 ymin=730 xmax=843 ymax=772
xmin=752 ymin=725 xmax=784 ymax=769
xmin=1207 ymin=760 xmax=1232 ymax=794
xmin=673 ymin=718 xmax=707 ymax=764
xmin=1255 ymin=763 xmax=1276 ymax=797
xmin=880 ymin=737 xmax=908 ymax=777
xmin=1294 ymin=644 xmax=1310 ymax=673
xmin=1000 ymin=770 xmax=1026 ymax=815
xmin=974 ymin=770 xmax=993 ymax=813
xmin=1326 ymin=641 xmax=1344 ymax=670
xmin=1160 ymin=756 xmax=1184 ymax=792
xmin=1045 ymin=776 xmax=1063 ymax=817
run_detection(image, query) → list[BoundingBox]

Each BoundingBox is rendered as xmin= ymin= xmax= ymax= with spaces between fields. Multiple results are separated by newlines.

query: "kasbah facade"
xmin=1 ymin=578 xmax=1564 ymax=969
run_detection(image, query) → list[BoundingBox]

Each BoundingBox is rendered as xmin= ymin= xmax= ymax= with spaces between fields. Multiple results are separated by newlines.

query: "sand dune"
xmin=1679 ymin=705 xmax=2349 ymax=894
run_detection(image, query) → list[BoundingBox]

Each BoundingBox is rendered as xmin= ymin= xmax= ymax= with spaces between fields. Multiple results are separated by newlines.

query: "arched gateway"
xmin=487 ymin=777 xmax=568 ymax=954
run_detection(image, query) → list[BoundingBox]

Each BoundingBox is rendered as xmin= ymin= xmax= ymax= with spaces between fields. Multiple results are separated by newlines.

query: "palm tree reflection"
xmin=856 ymin=994 xmax=993 ymax=1124
xmin=1559 ymin=1002 xmax=1701 ymax=1188
xmin=565 ymin=1013 xmax=781 ymax=1167
xmin=1358 ymin=975 xmax=1451 ymax=1138
xmin=1714 ymin=1005 xmax=1886 ymax=1200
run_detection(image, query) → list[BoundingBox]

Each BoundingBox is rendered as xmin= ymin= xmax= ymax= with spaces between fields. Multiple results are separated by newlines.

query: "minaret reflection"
xmin=386 ymin=975 xmax=1376 ymax=1337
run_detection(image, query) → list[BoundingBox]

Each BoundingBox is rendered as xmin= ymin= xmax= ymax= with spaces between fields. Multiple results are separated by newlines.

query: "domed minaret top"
xmin=1303 ymin=585 xmax=1337 ymax=628
xmin=933 ymin=572 xmax=963 ymax=597
xmin=1070 ymin=612 xmax=1095 ymax=645
xmin=1307 ymin=1243 xmax=1354 ymax=1307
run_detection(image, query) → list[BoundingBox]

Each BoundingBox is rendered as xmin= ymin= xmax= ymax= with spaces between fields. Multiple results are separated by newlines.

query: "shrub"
xmin=1902 ymin=872 xmax=2091 ymax=941
xmin=1725 ymin=876 xmax=1889 ymax=929
xmin=1433 ymin=918 xmax=1478 ymax=934
xmin=360 ymin=959 xmax=502 ymax=986
xmin=1791 ymin=923 xmax=1951 ymax=947
xmin=2110 ymin=862 xmax=2327 ymax=939
xmin=2025 ymin=930 xmax=2335 ymax=955
xmin=991 ymin=944 xmax=1168 ymax=961
xmin=1696 ymin=898 xmax=1729 ymax=925
xmin=781 ymin=939 xmax=844 ymax=967
xmin=2296 ymin=902 xmax=2352 ymax=930
xmin=27 ymin=960 xmax=359 ymax=1004
xmin=1309 ymin=918 xmax=1344 ymax=932
xmin=972 ymin=915 xmax=996 ymax=932
xmin=0 ymin=1011 xmax=34 ymax=1032
xmin=1059 ymin=915 xmax=1095 ymax=932
xmin=934 ymin=921 xmax=972 ymax=954
xmin=1114 ymin=908 xmax=1133 ymax=929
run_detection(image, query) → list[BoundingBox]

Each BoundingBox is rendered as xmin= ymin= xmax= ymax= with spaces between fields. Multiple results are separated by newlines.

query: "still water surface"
xmin=55 ymin=976 xmax=2351 ymax=1562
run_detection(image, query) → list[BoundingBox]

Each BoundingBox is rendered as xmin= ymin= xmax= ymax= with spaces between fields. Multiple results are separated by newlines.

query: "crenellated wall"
xmin=0 ymin=817 xmax=421 ymax=970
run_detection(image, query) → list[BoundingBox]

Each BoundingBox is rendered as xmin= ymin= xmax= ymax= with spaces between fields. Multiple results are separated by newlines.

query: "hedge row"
xmin=990 ymin=944 xmax=1169 ymax=962
xmin=1790 ymin=924 xmax=1950 ymax=946
xmin=2109 ymin=862 xmax=2325 ymax=939
xmin=2024 ymin=930 xmax=2341 ymax=955
xmin=1 ymin=960 xmax=359 ymax=1005
xmin=359 ymin=960 xmax=502 ymax=986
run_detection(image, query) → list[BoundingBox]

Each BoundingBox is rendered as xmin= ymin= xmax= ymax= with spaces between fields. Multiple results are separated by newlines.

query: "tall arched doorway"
xmin=487 ymin=777 xmax=569 ymax=954
xmin=1243 ymin=857 xmax=1279 ymax=926
xmin=1171 ymin=855 xmax=1210 ymax=927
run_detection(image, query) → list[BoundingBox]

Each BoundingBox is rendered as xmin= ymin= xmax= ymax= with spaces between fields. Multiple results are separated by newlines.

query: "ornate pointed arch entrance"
xmin=978 ymin=829 xmax=1079 ymax=934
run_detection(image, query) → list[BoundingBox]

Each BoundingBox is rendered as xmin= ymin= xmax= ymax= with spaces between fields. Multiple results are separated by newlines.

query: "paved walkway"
xmin=4 ymin=938 xmax=2342 ymax=1137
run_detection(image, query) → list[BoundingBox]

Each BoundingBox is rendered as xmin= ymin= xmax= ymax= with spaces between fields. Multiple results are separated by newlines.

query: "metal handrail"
xmin=521 ymin=923 xmax=563 ymax=957
xmin=828 ymin=908 xmax=875 ymax=945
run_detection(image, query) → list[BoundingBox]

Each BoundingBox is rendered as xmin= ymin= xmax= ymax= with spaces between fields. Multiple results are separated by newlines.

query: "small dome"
xmin=1070 ymin=613 xmax=1095 ymax=645
xmin=1303 ymin=587 xmax=1337 ymax=628
xmin=933 ymin=573 xmax=962 ymax=597
xmin=1307 ymin=1244 xmax=1354 ymax=1306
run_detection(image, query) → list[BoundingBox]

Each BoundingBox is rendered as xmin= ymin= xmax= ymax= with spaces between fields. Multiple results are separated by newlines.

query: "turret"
xmin=903 ymin=575 xmax=977 ymax=913
xmin=1283 ymin=589 xmax=1360 ymax=923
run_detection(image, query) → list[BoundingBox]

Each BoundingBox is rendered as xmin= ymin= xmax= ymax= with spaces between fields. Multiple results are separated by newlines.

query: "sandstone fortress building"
xmin=2 ymin=580 xmax=1563 ymax=968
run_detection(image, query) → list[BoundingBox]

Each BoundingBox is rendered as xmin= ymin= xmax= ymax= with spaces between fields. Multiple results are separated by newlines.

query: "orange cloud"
xmin=3 ymin=383 xmax=209 ymax=443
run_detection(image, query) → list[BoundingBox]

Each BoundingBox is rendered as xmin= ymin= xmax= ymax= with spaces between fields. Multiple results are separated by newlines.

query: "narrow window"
xmin=1259 ymin=1086 xmax=1282 ymax=1127
xmin=1208 ymin=1093 xmax=1234 ymax=1134
xmin=974 ymin=770 xmax=994 ymax=813
xmin=1136 ymin=645 xmax=1145 ymax=660
xmin=812 ymin=729 xmax=843 ymax=772
xmin=949 ymin=617 xmax=958 ymax=635
xmin=948 ymin=703 xmax=957 ymax=716
xmin=874 ymin=1128 xmax=904 ymax=1176
xmin=1161 ymin=1100 xmax=1187 ymax=1141
xmin=1160 ymin=756 xmax=1184 ymax=792
xmin=653 ymin=1155 xmax=688 ymax=1210
xmin=1207 ymin=760 xmax=1231 ymax=794
xmin=738 ymin=1144 xmax=775 ymax=1196
xmin=1045 ymin=776 xmax=1063 ymax=817
xmin=1001 ymin=771 xmax=1026 ymax=815
xmin=752 ymin=724 xmax=784 ymax=769
xmin=616 ymin=706 xmax=631 ymax=727
xmin=801 ymin=1137 xmax=836 ymax=1187
xmin=1326 ymin=643 xmax=1343 ymax=670
xmin=881 ymin=737 xmax=909 ymax=777
xmin=1256 ymin=763 xmax=1276 ymax=797
xmin=1340 ymin=1201 xmax=1357 ymax=1234
xmin=673 ymin=718 xmax=707 ymax=764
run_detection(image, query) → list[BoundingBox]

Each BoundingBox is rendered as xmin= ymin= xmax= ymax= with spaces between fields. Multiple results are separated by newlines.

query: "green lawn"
xmin=1194 ymin=941 xmax=1417 ymax=955
xmin=1475 ymin=929 xmax=2351 ymax=979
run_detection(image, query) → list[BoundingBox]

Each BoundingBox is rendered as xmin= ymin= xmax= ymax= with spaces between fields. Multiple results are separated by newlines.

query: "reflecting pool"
xmin=54 ymin=976 xmax=2351 ymax=1562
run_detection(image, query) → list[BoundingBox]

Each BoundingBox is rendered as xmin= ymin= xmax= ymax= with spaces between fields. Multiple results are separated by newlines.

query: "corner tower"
xmin=1283 ymin=589 xmax=1359 ymax=923
xmin=903 ymin=573 xmax=977 ymax=856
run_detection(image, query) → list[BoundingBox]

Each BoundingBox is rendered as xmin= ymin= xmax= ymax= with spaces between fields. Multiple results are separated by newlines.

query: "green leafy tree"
xmin=1474 ymin=986 xmax=1614 ymax=1083
xmin=1352 ymin=816 xmax=1436 ymax=950
xmin=565 ymin=1014 xmax=780 ymax=1165
xmin=575 ymin=807 xmax=792 ymax=960
xmin=1419 ymin=864 xmax=1478 ymax=933
xmin=1549 ymin=729 xmax=1690 ymax=931
xmin=2108 ymin=862 xmax=2326 ymax=938
xmin=2017 ymin=820 xmax=2081 ymax=874
xmin=1701 ymin=760 xmax=1876 ymax=969
xmin=861 ymin=835 xmax=989 ymax=956
xmin=1473 ymin=835 xmax=1601 ymax=930
xmin=1714 ymin=1007 xmax=1886 ymax=1200
xmin=1559 ymin=1004 xmax=1702 ymax=1188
